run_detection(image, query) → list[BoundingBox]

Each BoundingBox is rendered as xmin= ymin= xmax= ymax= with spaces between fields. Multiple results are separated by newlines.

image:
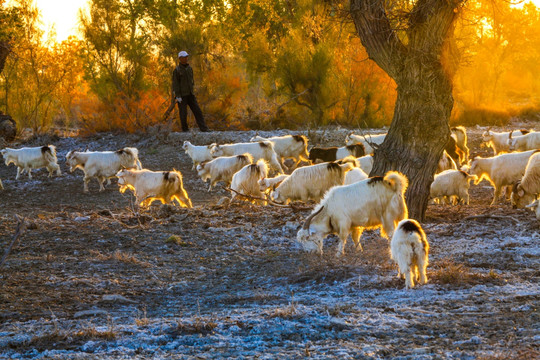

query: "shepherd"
xmin=172 ymin=51 xmax=210 ymax=132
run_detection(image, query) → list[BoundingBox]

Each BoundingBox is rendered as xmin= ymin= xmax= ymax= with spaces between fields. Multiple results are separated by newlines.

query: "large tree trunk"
xmin=371 ymin=69 xmax=452 ymax=220
xmin=350 ymin=0 xmax=463 ymax=220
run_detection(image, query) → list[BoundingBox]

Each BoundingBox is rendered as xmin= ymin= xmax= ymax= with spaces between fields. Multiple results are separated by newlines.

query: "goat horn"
xmin=302 ymin=206 xmax=324 ymax=230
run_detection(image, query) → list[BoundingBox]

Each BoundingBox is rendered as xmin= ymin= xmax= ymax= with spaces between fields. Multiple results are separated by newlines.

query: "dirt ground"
xmin=0 ymin=125 xmax=538 ymax=359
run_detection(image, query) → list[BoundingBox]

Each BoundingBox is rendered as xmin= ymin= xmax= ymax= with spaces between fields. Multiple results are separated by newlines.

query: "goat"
xmin=271 ymin=161 xmax=353 ymax=204
xmin=482 ymin=129 xmax=530 ymax=154
xmin=430 ymin=170 xmax=477 ymax=205
xmin=437 ymin=150 xmax=458 ymax=174
xmin=182 ymin=141 xmax=215 ymax=170
xmin=249 ymin=134 xmax=309 ymax=170
xmin=345 ymin=133 xmax=386 ymax=155
xmin=308 ymin=144 xmax=365 ymax=164
xmin=511 ymin=152 xmax=540 ymax=208
xmin=1 ymin=145 xmax=61 ymax=180
xmin=390 ymin=219 xmax=429 ymax=289
xmin=296 ymin=171 xmax=408 ymax=257
xmin=508 ymin=131 xmax=540 ymax=152
xmin=469 ymin=150 xmax=538 ymax=205
xmin=451 ymin=126 xmax=469 ymax=164
xmin=116 ymin=169 xmax=192 ymax=208
xmin=210 ymin=141 xmax=283 ymax=174
xmin=230 ymin=160 xmax=269 ymax=204
xmin=65 ymin=148 xmax=142 ymax=192
xmin=344 ymin=167 xmax=368 ymax=185
xmin=196 ymin=153 xmax=253 ymax=191
xmin=258 ymin=174 xmax=289 ymax=193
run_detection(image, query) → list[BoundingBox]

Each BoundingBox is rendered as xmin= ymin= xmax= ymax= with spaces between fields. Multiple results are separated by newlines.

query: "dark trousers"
xmin=177 ymin=94 xmax=209 ymax=132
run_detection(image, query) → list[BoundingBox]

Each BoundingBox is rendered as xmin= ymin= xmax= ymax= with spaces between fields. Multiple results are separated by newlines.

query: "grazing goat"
xmin=508 ymin=131 xmax=540 ymax=152
xmin=451 ymin=126 xmax=469 ymax=164
xmin=182 ymin=141 xmax=215 ymax=170
xmin=344 ymin=167 xmax=368 ymax=185
xmin=511 ymin=152 xmax=540 ymax=208
xmin=271 ymin=162 xmax=353 ymax=204
xmin=482 ymin=129 xmax=530 ymax=154
xmin=469 ymin=150 xmax=538 ymax=205
xmin=296 ymin=171 xmax=408 ymax=257
xmin=249 ymin=134 xmax=309 ymax=170
xmin=437 ymin=150 xmax=458 ymax=174
xmin=258 ymin=174 xmax=289 ymax=193
xmin=230 ymin=160 xmax=269 ymax=204
xmin=211 ymin=141 xmax=283 ymax=174
xmin=308 ymin=144 xmax=365 ymax=164
xmin=430 ymin=170 xmax=477 ymax=205
xmin=66 ymin=148 xmax=142 ymax=192
xmin=196 ymin=154 xmax=253 ymax=191
xmin=345 ymin=133 xmax=386 ymax=155
xmin=116 ymin=169 xmax=192 ymax=208
xmin=390 ymin=219 xmax=429 ymax=289
xmin=1 ymin=146 xmax=61 ymax=180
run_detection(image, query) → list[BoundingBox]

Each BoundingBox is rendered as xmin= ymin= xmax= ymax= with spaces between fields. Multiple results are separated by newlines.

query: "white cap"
xmin=178 ymin=51 xmax=189 ymax=58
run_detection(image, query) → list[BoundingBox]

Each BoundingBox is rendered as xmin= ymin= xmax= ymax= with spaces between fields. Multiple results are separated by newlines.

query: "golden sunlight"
xmin=6 ymin=0 xmax=88 ymax=42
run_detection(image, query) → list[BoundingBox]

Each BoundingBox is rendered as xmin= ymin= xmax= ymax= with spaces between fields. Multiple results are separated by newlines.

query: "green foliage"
xmin=80 ymin=0 xmax=152 ymax=101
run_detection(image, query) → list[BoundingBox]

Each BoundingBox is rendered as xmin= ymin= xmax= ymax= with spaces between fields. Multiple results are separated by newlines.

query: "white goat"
xmin=430 ymin=170 xmax=477 ymax=205
xmin=66 ymin=148 xmax=142 ymax=192
xmin=482 ymin=129 xmax=530 ymax=154
xmin=469 ymin=150 xmax=538 ymax=205
xmin=344 ymin=167 xmax=368 ymax=185
xmin=511 ymin=152 xmax=540 ymax=208
xmin=196 ymin=153 xmax=253 ymax=191
xmin=249 ymin=134 xmax=309 ymax=170
xmin=356 ymin=155 xmax=374 ymax=174
xmin=1 ymin=145 xmax=61 ymax=180
xmin=182 ymin=141 xmax=215 ymax=170
xmin=508 ymin=131 xmax=540 ymax=152
xmin=258 ymin=174 xmax=289 ymax=193
xmin=296 ymin=171 xmax=408 ymax=257
xmin=390 ymin=219 xmax=429 ymax=289
xmin=451 ymin=126 xmax=469 ymax=163
xmin=345 ymin=133 xmax=386 ymax=154
xmin=271 ymin=162 xmax=353 ymax=204
xmin=437 ymin=150 xmax=458 ymax=174
xmin=230 ymin=160 xmax=269 ymax=204
xmin=211 ymin=141 xmax=283 ymax=174
xmin=116 ymin=169 xmax=192 ymax=208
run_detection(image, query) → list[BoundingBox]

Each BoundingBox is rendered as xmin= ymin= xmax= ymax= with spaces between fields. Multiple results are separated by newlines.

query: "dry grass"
xmin=431 ymin=258 xmax=504 ymax=287
xmin=174 ymin=318 xmax=218 ymax=336
xmin=89 ymin=249 xmax=151 ymax=268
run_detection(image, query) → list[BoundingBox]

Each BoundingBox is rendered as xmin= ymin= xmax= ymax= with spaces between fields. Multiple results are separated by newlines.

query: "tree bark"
xmin=350 ymin=0 xmax=463 ymax=220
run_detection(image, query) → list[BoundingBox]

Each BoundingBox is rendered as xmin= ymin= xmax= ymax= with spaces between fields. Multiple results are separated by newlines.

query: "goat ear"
xmin=518 ymin=188 xmax=525 ymax=197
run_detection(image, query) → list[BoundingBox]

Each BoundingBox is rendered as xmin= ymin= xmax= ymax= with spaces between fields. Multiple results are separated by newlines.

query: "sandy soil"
xmin=0 ymin=125 xmax=538 ymax=359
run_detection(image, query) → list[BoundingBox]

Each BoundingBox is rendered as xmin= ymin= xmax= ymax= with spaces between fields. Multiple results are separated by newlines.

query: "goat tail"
xmin=255 ymin=159 xmax=269 ymax=179
xmin=384 ymin=171 xmax=409 ymax=194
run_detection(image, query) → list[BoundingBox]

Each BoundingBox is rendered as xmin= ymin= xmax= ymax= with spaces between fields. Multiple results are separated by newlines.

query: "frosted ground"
xmin=0 ymin=125 xmax=538 ymax=359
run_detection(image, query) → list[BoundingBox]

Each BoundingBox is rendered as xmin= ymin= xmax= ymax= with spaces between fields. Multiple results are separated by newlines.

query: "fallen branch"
xmin=224 ymin=187 xmax=267 ymax=204
xmin=0 ymin=215 xmax=26 ymax=268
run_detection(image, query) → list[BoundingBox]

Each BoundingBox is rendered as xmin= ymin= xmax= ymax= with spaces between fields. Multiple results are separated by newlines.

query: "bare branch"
xmin=0 ymin=216 xmax=26 ymax=268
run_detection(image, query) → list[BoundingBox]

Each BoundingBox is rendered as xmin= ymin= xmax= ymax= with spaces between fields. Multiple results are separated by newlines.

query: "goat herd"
xmin=0 ymin=127 xmax=539 ymax=289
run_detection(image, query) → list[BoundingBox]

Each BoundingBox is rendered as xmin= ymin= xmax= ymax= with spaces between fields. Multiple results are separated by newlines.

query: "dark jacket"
xmin=172 ymin=64 xmax=195 ymax=97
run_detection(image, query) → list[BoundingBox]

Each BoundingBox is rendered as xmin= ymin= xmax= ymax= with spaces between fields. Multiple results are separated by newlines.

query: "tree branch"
xmin=349 ymin=0 xmax=407 ymax=79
